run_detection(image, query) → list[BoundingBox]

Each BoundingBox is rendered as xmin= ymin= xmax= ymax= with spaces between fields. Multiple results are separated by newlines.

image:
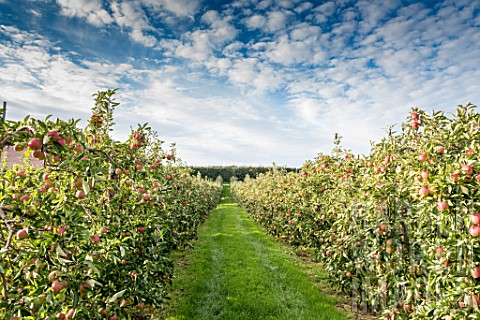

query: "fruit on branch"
xmin=28 ymin=138 xmax=42 ymax=150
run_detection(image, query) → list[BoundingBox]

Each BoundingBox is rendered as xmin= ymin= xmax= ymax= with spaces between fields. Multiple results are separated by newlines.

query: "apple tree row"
xmin=232 ymin=103 xmax=480 ymax=320
xmin=0 ymin=90 xmax=223 ymax=319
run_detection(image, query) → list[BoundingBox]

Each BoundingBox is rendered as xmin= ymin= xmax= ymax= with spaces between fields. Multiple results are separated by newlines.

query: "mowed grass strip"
xmin=162 ymin=185 xmax=348 ymax=320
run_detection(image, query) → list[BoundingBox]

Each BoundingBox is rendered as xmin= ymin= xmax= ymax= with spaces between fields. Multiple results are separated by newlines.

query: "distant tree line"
xmin=190 ymin=165 xmax=298 ymax=182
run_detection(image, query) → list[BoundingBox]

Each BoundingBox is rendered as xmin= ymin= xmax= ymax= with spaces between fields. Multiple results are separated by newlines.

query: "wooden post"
xmin=1 ymin=101 xmax=5 ymax=122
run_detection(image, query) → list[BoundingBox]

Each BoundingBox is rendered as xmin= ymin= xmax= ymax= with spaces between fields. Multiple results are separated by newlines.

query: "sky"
xmin=0 ymin=0 xmax=479 ymax=167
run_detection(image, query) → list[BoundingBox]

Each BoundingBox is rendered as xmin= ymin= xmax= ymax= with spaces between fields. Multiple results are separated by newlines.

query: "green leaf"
xmin=83 ymin=179 xmax=90 ymax=195
xmin=56 ymin=245 xmax=67 ymax=257
xmin=108 ymin=289 xmax=127 ymax=303
xmin=460 ymin=185 xmax=469 ymax=195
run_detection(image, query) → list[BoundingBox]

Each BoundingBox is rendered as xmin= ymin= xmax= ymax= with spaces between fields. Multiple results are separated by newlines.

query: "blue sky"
xmin=0 ymin=0 xmax=479 ymax=167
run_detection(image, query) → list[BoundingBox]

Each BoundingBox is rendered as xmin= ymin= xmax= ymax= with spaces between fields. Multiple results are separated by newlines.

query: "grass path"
xmin=161 ymin=184 xmax=348 ymax=320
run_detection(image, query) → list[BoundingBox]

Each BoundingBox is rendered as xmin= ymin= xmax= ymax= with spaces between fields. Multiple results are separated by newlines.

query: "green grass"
xmin=160 ymin=184 xmax=349 ymax=320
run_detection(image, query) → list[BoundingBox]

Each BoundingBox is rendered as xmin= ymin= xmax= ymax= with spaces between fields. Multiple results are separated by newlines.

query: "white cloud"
xmin=266 ymin=10 xmax=289 ymax=32
xmin=294 ymin=2 xmax=313 ymax=14
xmin=243 ymin=14 xmax=266 ymax=29
xmin=56 ymin=0 xmax=113 ymax=27
xmin=143 ymin=0 xmax=200 ymax=17
xmin=110 ymin=1 xmax=157 ymax=47
xmin=174 ymin=11 xmax=238 ymax=61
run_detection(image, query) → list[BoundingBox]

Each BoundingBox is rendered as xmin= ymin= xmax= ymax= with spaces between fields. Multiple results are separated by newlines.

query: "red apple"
xmin=51 ymin=279 xmax=67 ymax=293
xmin=57 ymin=227 xmax=66 ymax=236
xmin=43 ymin=179 xmax=53 ymax=188
xmin=56 ymin=312 xmax=66 ymax=319
xmin=91 ymin=235 xmax=100 ymax=243
xmin=418 ymin=186 xmax=430 ymax=197
xmin=115 ymin=168 xmax=122 ymax=175
xmin=66 ymin=308 xmax=75 ymax=320
xmin=33 ymin=150 xmax=45 ymax=160
xmin=412 ymin=113 xmax=419 ymax=120
xmin=437 ymin=200 xmax=449 ymax=211
xmin=56 ymin=138 xmax=66 ymax=146
xmin=75 ymin=190 xmax=86 ymax=199
xmin=471 ymin=214 xmax=480 ymax=225
xmin=436 ymin=145 xmax=445 ymax=153
xmin=452 ymin=173 xmax=459 ymax=182
xmin=143 ymin=194 xmax=151 ymax=201
xmin=466 ymin=148 xmax=474 ymax=156
xmin=420 ymin=170 xmax=429 ymax=179
xmin=28 ymin=138 xmax=42 ymax=149
xmin=471 ymin=266 xmax=480 ymax=278
xmin=16 ymin=229 xmax=28 ymax=240
xmin=469 ymin=225 xmax=480 ymax=237
xmin=19 ymin=195 xmax=30 ymax=202
xmin=418 ymin=154 xmax=428 ymax=162
xmin=462 ymin=165 xmax=473 ymax=175
xmin=48 ymin=130 xmax=60 ymax=140
xmin=16 ymin=169 xmax=26 ymax=177
xmin=138 ymin=227 xmax=145 ymax=234
xmin=14 ymin=144 xmax=25 ymax=152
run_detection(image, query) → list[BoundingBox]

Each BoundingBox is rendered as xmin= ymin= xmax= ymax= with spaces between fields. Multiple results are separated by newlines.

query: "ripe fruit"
xmin=420 ymin=170 xmax=429 ymax=179
xmin=91 ymin=235 xmax=100 ymax=243
xmin=437 ymin=201 xmax=449 ymax=211
xmin=462 ymin=165 xmax=473 ymax=175
xmin=56 ymin=312 xmax=66 ymax=319
xmin=138 ymin=227 xmax=145 ymax=233
xmin=57 ymin=227 xmax=66 ymax=235
xmin=14 ymin=144 xmax=25 ymax=151
xmin=57 ymin=138 xmax=66 ymax=146
xmin=28 ymin=138 xmax=42 ymax=149
xmin=16 ymin=229 xmax=28 ymax=240
xmin=51 ymin=279 xmax=67 ymax=293
xmin=33 ymin=150 xmax=45 ymax=160
xmin=143 ymin=194 xmax=151 ymax=201
xmin=435 ymin=145 xmax=445 ymax=153
xmin=471 ymin=266 xmax=480 ymax=278
xmin=418 ymin=154 xmax=428 ymax=162
xmin=16 ymin=169 xmax=26 ymax=177
xmin=466 ymin=148 xmax=474 ymax=156
xmin=115 ymin=168 xmax=122 ymax=175
xmin=471 ymin=214 xmax=480 ymax=225
xmin=469 ymin=225 xmax=480 ymax=237
xmin=75 ymin=190 xmax=86 ymax=199
xmin=418 ymin=186 xmax=430 ymax=197
xmin=452 ymin=173 xmax=459 ymax=182
xmin=412 ymin=113 xmax=419 ymax=120
xmin=19 ymin=195 xmax=30 ymax=202
xmin=66 ymin=308 xmax=75 ymax=320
